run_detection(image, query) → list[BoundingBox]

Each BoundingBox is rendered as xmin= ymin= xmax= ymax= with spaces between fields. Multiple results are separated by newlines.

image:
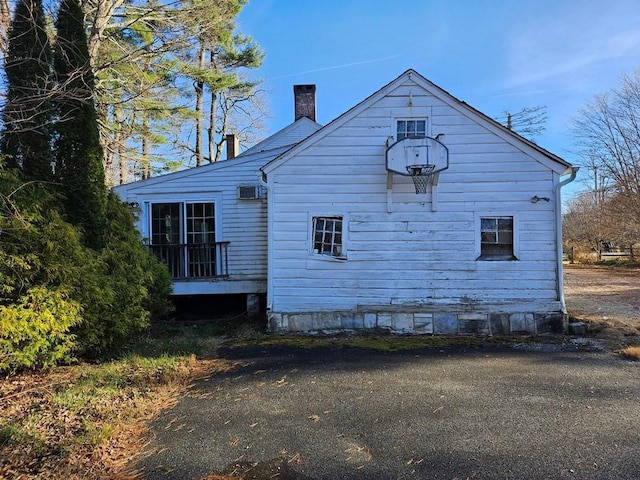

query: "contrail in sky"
xmin=272 ymin=54 xmax=403 ymax=79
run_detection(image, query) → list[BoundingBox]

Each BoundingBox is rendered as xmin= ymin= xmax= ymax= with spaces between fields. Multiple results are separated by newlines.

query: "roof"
xmin=113 ymin=117 xmax=323 ymax=195
xmin=241 ymin=116 xmax=321 ymax=156
xmin=261 ymin=69 xmax=572 ymax=175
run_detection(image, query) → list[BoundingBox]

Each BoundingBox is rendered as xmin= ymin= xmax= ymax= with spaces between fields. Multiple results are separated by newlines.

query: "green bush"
xmin=0 ymin=287 xmax=81 ymax=372
xmin=56 ymin=194 xmax=173 ymax=357
xmin=1 ymin=171 xmax=173 ymax=366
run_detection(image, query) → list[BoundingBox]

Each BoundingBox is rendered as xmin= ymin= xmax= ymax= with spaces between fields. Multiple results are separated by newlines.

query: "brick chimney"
xmin=226 ymin=133 xmax=239 ymax=159
xmin=294 ymin=84 xmax=316 ymax=122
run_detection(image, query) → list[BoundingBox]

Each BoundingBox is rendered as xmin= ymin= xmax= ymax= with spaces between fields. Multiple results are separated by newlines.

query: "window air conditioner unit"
xmin=238 ymin=185 xmax=260 ymax=200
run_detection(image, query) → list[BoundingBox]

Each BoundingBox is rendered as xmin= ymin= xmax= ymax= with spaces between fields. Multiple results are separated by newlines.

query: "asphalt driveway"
xmin=136 ymin=343 xmax=640 ymax=480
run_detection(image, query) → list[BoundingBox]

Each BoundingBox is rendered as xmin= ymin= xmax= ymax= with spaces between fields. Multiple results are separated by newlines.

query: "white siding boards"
xmin=261 ymin=69 xmax=576 ymax=335
xmin=116 ymin=69 xmax=576 ymax=335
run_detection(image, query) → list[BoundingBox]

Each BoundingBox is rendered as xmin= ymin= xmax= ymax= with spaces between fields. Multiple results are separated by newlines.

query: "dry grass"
xmin=0 ymin=354 xmax=234 ymax=480
xmin=619 ymin=345 xmax=640 ymax=361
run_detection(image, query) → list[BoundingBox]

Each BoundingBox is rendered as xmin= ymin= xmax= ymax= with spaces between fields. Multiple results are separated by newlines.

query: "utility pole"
xmin=593 ymin=165 xmax=601 ymax=261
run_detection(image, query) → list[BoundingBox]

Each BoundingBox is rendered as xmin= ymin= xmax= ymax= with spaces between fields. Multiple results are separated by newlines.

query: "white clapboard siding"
xmin=115 ymin=152 xmax=270 ymax=288
xmin=113 ymin=119 xmax=321 ymax=295
xmin=265 ymin=72 xmax=568 ymax=316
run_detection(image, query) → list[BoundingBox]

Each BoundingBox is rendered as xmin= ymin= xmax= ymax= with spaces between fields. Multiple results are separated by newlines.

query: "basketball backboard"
xmin=385 ymin=136 xmax=449 ymax=176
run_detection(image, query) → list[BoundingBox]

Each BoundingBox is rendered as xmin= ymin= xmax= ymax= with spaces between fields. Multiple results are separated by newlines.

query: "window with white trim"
xmin=149 ymin=201 xmax=219 ymax=278
xmin=397 ymin=119 xmax=426 ymax=140
xmin=312 ymin=216 xmax=343 ymax=257
xmin=479 ymin=216 xmax=516 ymax=260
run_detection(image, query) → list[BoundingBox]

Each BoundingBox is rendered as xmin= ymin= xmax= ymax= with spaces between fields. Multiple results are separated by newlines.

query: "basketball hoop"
xmin=406 ymin=164 xmax=435 ymax=194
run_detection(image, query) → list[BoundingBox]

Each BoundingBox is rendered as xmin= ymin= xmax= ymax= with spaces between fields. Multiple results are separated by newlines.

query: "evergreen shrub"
xmin=0 ymin=287 xmax=81 ymax=372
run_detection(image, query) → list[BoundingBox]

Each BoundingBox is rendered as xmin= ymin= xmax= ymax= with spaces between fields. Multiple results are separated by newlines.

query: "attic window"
xmin=312 ymin=216 xmax=343 ymax=258
xmin=479 ymin=217 xmax=516 ymax=260
xmin=397 ymin=119 xmax=426 ymax=140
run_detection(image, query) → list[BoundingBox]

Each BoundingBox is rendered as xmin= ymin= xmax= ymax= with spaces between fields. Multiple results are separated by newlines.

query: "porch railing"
xmin=149 ymin=242 xmax=230 ymax=279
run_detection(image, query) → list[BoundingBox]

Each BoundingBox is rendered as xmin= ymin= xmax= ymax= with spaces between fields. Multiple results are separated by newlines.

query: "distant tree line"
xmin=564 ymin=68 xmax=640 ymax=260
xmin=0 ymin=0 xmax=172 ymax=373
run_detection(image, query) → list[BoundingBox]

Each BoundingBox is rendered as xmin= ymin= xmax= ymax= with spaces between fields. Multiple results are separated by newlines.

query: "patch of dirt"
xmin=564 ymin=265 xmax=640 ymax=346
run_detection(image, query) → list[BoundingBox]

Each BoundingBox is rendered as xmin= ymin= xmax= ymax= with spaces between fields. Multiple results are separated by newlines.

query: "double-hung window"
xmin=312 ymin=216 xmax=344 ymax=258
xmin=479 ymin=216 xmax=516 ymax=260
xmin=397 ymin=119 xmax=426 ymax=140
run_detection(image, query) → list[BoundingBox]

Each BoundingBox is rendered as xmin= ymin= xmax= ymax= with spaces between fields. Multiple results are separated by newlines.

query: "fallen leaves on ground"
xmin=0 ymin=357 xmax=232 ymax=480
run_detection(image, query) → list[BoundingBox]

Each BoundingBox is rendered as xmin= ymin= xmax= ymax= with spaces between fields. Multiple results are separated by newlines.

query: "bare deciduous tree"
xmin=497 ymin=105 xmax=548 ymax=142
xmin=571 ymin=68 xmax=640 ymax=248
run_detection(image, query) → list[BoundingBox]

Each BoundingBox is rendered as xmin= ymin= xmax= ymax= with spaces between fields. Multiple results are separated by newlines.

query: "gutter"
xmin=258 ymin=169 xmax=274 ymax=315
xmin=555 ymin=166 xmax=579 ymax=315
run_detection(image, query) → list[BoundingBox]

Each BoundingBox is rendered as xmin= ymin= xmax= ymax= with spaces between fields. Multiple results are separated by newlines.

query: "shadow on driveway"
xmin=135 ymin=344 xmax=640 ymax=480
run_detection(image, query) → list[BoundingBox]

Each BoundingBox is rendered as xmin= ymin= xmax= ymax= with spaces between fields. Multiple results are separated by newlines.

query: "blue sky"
xmin=238 ymin=0 xmax=640 ymax=198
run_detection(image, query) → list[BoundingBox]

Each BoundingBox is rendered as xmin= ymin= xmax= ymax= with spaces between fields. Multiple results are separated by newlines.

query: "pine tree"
xmin=0 ymin=0 xmax=53 ymax=181
xmin=53 ymin=0 xmax=107 ymax=249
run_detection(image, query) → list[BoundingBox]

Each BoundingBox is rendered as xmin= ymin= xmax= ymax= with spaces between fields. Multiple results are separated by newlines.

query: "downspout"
xmin=555 ymin=166 xmax=579 ymax=317
xmin=258 ymin=169 xmax=274 ymax=318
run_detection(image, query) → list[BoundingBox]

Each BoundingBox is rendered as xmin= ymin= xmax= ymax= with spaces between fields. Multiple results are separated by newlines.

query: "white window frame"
xmin=140 ymin=192 xmax=223 ymax=245
xmin=396 ymin=118 xmax=427 ymax=140
xmin=392 ymin=109 xmax=432 ymax=142
xmin=475 ymin=214 xmax=519 ymax=261
xmin=309 ymin=213 xmax=347 ymax=261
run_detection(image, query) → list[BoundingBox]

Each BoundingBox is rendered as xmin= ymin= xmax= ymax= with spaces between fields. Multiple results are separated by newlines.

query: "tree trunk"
xmin=0 ymin=0 xmax=10 ymax=55
xmin=207 ymin=48 xmax=217 ymax=162
xmin=194 ymin=41 xmax=206 ymax=166
xmin=114 ymin=108 xmax=127 ymax=185
xmin=141 ymin=115 xmax=150 ymax=179
xmin=209 ymin=90 xmax=219 ymax=162
xmin=86 ymin=0 xmax=126 ymax=69
xmin=96 ymin=98 xmax=112 ymax=181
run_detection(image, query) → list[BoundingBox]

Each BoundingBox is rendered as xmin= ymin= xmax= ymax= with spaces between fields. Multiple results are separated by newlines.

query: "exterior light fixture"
xmin=530 ymin=196 xmax=550 ymax=203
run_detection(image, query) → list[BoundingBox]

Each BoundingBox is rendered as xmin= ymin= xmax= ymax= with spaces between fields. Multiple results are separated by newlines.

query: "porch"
xmin=150 ymin=241 xmax=230 ymax=279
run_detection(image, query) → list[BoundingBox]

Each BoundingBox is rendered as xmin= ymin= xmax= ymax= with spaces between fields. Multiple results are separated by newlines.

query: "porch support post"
xmin=246 ymin=293 xmax=261 ymax=320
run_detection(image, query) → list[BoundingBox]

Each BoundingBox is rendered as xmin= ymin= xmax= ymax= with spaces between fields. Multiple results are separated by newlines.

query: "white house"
xmin=116 ymin=69 xmax=577 ymax=335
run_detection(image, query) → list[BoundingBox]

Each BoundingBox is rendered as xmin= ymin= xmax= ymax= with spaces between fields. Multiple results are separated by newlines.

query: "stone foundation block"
xmin=268 ymin=313 xmax=286 ymax=332
xmin=458 ymin=313 xmax=489 ymax=335
xmin=510 ymin=313 xmax=526 ymax=333
xmin=569 ymin=321 xmax=586 ymax=335
xmin=364 ymin=313 xmax=377 ymax=329
xmin=377 ymin=313 xmax=393 ymax=329
xmin=535 ymin=313 xmax=564 ymax=333
xmin=524 ymin=313 xmax=536 ymax=334
xmin=414 ymin=313 xmax=434 ymax=334
xmin=434 ymin=313 xmax=458 ymax=334
xmin=342 ymin=313 xmax=363 ymax=330
xmin=312 ymin=312 xmax=341 ymax=330
xmin=392 ymin=313 xmax=414 ymax=332
xmin=246 ymin=293 xmax=261 ymax=320
xmin=287 ymin=314 xmax=313 ymax=331
xmin=490 ymin=313 xmax=510 ymax=335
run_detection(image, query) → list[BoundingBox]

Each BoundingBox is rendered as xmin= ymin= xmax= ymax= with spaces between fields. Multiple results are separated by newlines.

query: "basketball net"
xmin=406 ymin=165 xmax=435 ymax=194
